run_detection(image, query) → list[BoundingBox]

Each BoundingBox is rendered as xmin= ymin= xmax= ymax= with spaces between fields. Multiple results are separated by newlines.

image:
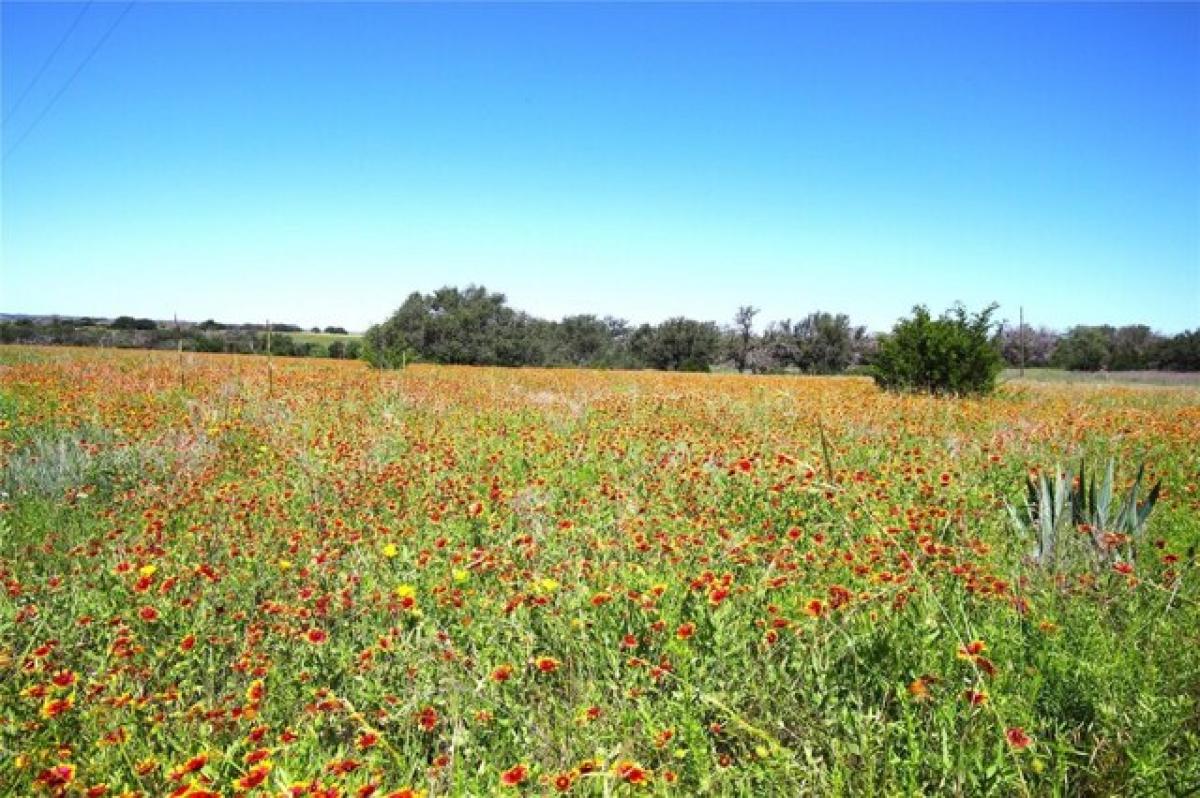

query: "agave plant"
xmin=1008 ymin=459 xmax=1161 ymax=571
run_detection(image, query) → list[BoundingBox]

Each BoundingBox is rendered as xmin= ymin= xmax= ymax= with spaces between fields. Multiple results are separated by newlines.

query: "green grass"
xmin=1003 ymin=368 xmax=1200 ymax=386
xmin=289 ymin=331 xmax=363 ymax=347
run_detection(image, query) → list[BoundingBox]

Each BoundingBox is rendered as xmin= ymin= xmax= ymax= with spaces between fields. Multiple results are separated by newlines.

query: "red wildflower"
xmin=500 ymin=763 xmax=529 ymax=787
xmin=615 ymin=760 xmax=650 ymax=784
xmin=245 ymin=679 xmax=265 ymax=704
xmin=169 ymin=753 xmax=210 ymax=781
xmin=1006 ymin=727 xmax=1032 ymax=750
xmin=235 ymin=763 xmax=272 ymax=790
xmin=50 ymin=670 xmax=77 ymax=688
xmin=40 ymin=695 xmax=74 ymax=719
xmin=36 ymin=763 xmax=76 ymax=789
xmin=957 ymin=640 xmax=986 ymax=659
xmin=244 ymin=747 xmax=271 ymax=765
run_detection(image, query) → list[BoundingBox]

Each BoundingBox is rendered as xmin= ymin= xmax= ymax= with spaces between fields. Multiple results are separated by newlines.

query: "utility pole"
xmin=1019 ymin=306 xmax=1026 ymax=378
xmin=266 ymin=319 xmax=273 ymax=398
xmin=176 ymin=313 xmax=185 ymax=391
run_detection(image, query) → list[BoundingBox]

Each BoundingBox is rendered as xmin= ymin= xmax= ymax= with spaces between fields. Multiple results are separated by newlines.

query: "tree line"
xmin=363 ymin=286 xmax=1199 ymax=374
xmin=4 ymin=291 xmax=1196 ymax=374
xmin=999 ymin=324 xmax=1200 ymax=371
xmin=0 ymin=317 xmax=361 ymax=359
xmin=362 ymin=286 xmax=875 ymax=373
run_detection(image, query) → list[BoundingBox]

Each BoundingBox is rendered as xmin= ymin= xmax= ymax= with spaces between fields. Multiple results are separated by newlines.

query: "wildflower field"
xmin=2 ymin=346 xmax=1199 ymax=797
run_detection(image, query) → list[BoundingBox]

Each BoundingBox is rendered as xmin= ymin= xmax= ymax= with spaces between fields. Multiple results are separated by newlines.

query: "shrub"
xmin=871 ymin=303 xmax=1002 ymax=395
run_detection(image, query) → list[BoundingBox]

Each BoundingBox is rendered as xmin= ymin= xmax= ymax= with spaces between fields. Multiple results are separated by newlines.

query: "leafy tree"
xmin=262 ymin=333 xmax=295 ymax=357
xmin=110 ymin=316 xmax=157 ymax=330
xmin=1053 ymin=326 xmax=1113 ymax=371
xmin=1110 ymin=325 xmax=1161 ymax=370
xmin=1153 ymin=329 xmax=1200 ymax=371
xmin=559 ymin=315 xmax=616 ymax=366
xmin=792 ymin=312 xmax=863 ymax=374
xmin=631 ymin=317 xmax=720 ymax=371
xmin=872 ymin=304 xmax=1003 ymax=395
xmin=191 ymin=334 xmax=224 ymax=353
xmin=746 ymin=320 xmax=799 ymax=373
xmin=324 ymin=326 xmax=348 ymax=335
xmin=363 ymin=291 xmax=427 ymax=367
xmin=730 ymin=306 xmax=759 ymax=373
xmin=364 ymin=286 xmax=532 ymax=367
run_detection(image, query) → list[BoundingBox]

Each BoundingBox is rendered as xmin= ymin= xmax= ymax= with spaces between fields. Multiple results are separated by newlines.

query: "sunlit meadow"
xmin=1 ymin=346 xmax=1198 ymax=796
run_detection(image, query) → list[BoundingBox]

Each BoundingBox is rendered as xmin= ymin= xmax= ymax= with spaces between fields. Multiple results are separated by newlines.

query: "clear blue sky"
xmin=2 ymin=2 xmax=1197 ymax=333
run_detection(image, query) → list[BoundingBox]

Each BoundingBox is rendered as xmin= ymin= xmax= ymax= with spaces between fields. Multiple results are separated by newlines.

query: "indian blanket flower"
xmin=615 ymin=760 xmax=650 ymax=784
xmin=416 ymin=706 xmax=438 ymax=731
xmin=235 ymin=762 xmax=272 ymax=790
xmin=1006 ymin=727 xmax=1032 ymax=750
xmin=500 ymin=763 xmax=529 ymax=787
xmin=534 ymin=656 xmax=560 ymax=674
xmin=36 ymin=763 xmax=76 ymax=790
xmin=40 ymin=694 xmax=74 ymax=719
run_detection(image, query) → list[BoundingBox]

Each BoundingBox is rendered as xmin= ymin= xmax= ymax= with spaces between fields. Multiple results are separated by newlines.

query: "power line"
xmin=3 ymin=0 xmax=94 ymax=125
xmin=3 ymin=1 xmax=134 ymax=163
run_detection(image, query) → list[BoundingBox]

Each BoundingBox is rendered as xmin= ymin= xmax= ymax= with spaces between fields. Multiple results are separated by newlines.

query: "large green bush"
xmin=872 ymin=303 xmax=1003 ymax=395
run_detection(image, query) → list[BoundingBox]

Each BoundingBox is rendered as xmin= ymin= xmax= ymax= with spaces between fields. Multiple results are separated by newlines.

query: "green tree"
xmin=558 ymin=315 xmax=615 ymax=366
xmin=730 ymin=305 xmax=759 ymax=373
xmin=792 ymin=312 xmax=862 ymax=374
xmin=363 ymin=291 xmax=426 ymax=367
xmin=1053 ymin=326 xmax=1112 ymax=371
xmin=872 ymin=304 xmax=1003 ymax=395
xmin=631 ymin=317 xmax=721 ymax=371
xmin=364 ymin=286 xmax=533 ymax=367
xmin=1152 ymin=329 xmax=1200 ymax=371
xmin=1110 ymin=325 xmax=1160 ymax=370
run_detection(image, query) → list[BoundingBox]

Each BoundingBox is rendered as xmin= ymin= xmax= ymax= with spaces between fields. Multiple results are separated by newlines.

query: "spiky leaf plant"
xmin=1009 ymin=459 xmax=1161 ymax=572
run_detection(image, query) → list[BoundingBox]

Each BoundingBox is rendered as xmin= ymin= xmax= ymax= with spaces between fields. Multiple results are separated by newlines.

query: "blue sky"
xmin=2 ymin=2 xmax=1197 ymax=333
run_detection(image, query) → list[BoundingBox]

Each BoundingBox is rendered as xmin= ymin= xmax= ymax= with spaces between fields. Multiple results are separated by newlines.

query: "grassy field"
xmin=289 ymin=332 xmax=363 ymax=347
xmin=1 ymin=346 xmax=1198 ymax=796
xmin=1003 ymin=368 xmax=1200 ymax=387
